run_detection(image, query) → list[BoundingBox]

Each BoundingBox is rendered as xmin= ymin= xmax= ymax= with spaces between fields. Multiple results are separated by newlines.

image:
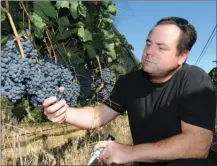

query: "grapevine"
xmin=1 ymin=36 xmax=80 ymax=108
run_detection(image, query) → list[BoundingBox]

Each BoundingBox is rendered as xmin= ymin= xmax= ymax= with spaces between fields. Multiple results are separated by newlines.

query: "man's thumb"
xmin=59 ymin=87 xmax=65 ymax=93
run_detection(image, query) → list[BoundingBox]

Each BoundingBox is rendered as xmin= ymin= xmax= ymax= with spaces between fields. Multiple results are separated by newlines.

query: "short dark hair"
xmin=152 ymin=17 xmax=197 ymax=54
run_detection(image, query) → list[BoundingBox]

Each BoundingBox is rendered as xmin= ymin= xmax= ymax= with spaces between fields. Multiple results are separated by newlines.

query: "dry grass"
xmin=3 ymin=113 xmax=217 ymax=166
xmin=2 ymin=115 xmax=133 ymax=166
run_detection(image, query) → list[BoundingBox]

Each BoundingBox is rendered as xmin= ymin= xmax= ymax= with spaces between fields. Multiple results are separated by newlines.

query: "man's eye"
xmin=146 ymin=43 xmax=151 ymax=46
xmin=159 ymin=47 xmax=166 ymax=50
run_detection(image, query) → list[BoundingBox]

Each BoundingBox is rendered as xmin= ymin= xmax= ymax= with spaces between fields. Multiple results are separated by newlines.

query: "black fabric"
xmin=101 ymin=63 xmax=216 ymax=166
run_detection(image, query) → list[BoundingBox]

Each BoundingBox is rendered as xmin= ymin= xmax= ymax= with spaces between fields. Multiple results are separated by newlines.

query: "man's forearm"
xmin=65 ymin=106 xmax=100 ymax=129
xmin=130 ymin=133 xmax=209 ymax=163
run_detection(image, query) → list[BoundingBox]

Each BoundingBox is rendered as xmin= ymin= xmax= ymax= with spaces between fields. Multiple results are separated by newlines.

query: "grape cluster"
xmin=98 ymin=68 xmax=115 ymax=100
xmin=79 ymin=67 xmax=115 ymax=106
xmin=79 ymin=68 xmax=101 ymax=106
xmin=1 ymin=36 xmax=80 ymax=108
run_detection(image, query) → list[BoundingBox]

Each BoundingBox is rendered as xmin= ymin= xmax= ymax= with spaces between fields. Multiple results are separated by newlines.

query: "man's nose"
xmin=146 ymin=45 xmax=155 ymax=55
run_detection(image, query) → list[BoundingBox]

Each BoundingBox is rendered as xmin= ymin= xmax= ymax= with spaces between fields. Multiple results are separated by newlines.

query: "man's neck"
xmin=149 ymin=65 xmax=182 ymax=84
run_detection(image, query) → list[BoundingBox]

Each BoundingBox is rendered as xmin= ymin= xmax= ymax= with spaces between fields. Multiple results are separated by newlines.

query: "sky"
xmin=113 ymin=1 xmax=216 ymax=73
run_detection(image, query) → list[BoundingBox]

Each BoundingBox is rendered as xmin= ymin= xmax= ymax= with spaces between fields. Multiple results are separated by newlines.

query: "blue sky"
xmin=113 ymin=1 xmax=216 ymax=73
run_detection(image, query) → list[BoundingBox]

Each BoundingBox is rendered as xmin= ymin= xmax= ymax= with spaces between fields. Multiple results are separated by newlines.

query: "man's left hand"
xmin=94 ymin=140 xmax=133 ymax=165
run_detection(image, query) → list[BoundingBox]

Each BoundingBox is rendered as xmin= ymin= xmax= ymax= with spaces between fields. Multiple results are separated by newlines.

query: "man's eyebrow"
xmin=146 ymin=39 xmax=169 ymax=48
xmin=156 ymin=42 xmax=169 ymax=47
xmin=146 ymin=39 xmax=152 ymax=43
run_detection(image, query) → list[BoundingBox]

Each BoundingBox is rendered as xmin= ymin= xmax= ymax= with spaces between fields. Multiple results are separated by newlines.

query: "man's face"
xmin=141 ymin=24 xmax=186 ymax=78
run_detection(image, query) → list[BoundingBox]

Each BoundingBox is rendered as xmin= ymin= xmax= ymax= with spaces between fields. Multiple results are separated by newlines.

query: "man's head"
xmin=141 ymin=17 xmax=197 ymax=82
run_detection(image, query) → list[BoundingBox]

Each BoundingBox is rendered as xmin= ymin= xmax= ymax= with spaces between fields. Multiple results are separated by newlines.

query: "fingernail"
xmin=62 ymin=99 xmax=66 ymax=105
xmin=51 ymin=96 xmax=57 ymax=100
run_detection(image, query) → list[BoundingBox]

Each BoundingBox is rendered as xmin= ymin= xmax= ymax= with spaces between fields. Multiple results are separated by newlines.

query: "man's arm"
xmin=65 ymin=103 xmax=120 ymax=129
xmin=130 ymin=121 xmax=213 ymax=163
xmin=43 ymin=95 xmax=120 ymax=130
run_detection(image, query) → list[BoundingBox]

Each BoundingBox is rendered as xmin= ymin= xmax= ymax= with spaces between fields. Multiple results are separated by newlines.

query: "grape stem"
xmin=19 ymin=3 xmax=25 ymax=29
xmin=96 ymin=55 xmax=102 ymax=76
xmin=5 ymin=0 xmax=9 ymax=10
xmin=46 ymin=29 xmax=57 ymax=64
xmin=96 ymin=55 xmax=104 ymax=90
xmin=45 ymin=38 xmax=52 ymax=58
xmin=1 ymin=5 xmax=25 ymax=59
xmin=20 ymin=1 xmax=31 ymax=35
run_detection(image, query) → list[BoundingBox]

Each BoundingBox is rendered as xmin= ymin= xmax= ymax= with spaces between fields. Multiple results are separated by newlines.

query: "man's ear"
xmin=178 ymin=50 xmax=189 ymax=65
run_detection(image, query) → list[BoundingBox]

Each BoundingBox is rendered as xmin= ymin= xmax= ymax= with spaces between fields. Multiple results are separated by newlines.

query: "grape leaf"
xmin=102 ymin=30 xmax=115 ymax=40
xmin=77 ymin=26 xmax=92 ymax=42
xmin=84 ymin=42 xmax=96 ymax=59
xmin=105 ymin=43 xmax=116 ymax=60
xmin=101 ymin=1 xmax=110 ymax=8
xmin=30 ymin=12 xmax=47 ymax=38
xmin=55 ymin=1 xmax=69 ymax=9
xmin=108 ymin=3 xmax=117 ymax=15
xmin=33 ymin=2 xmax=51 ymax=24
xmin=70 ymin=1 xmax=79 ymax=19
xmin=34 ymin=1 xmax=57 ymax=19
xmin=1 ymin=36 xmax=8 ymax=45
xmin=103 ymin=18 xmax=113 ymax=24
xmin=55 ymin=28 xmax=77 ymax=41
xmin=78 ymin=2 xmax=87 ymax=18
xmin=1 ymin=10 xmax=6 ymax=21
xmin=56 ymin=17 xmax=70 ymax=26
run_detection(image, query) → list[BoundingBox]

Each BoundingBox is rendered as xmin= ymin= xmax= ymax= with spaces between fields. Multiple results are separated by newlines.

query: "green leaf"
xmin=84 ymin=43 xmax=96 ymax=59
xmin=114 ymin=37 xmax=120 ymax=47
xmin=55 ymin=31 xmax=71 ymax=41
xmin=108 ymin=3 xmax=117 ymax=15
xmin=78 ymin=1 xmax=87 ymax=18
xmin=101 ymin=1 xmax=110 ymax=8
xmin=18 ymin=21 xmax=28 ymax=31
xmin=30 ymin=13 xmax=47 ymax=38
xmin=1 ymin=10 xmax=6 ymax=21
xmin=105 ymin=43 xmax=116 ymax=60
xmin=56 ymin=17 xmax=70 ymax=26
xmin=70 ymin=1 xmax=78 ymax=19
xmin=32 ymin=25 xmax=43 ymax=39
xmin=107 ymin=57 xmax=112 ymax=63
xmin=111 ymin=64 xmax=126 ymax=75
xmin=65 ymin=47 xmax=84 ymax=65
xmin=77 ymin=26 xmax=92 ymax=42
xmin=1 ymin=36 xmax=8 ymax=45
xmin=102 ymin=30 xmax=115 ymax=39
xmin=102 ymin=18 xmax=113 ymax=24
xmin=55 ymin=28 xmax=77 ymax=41
xmin=30 ymin=12 xmax=46 ymax=30
xmin=55 ymin=1 xmax=69 ymax=9
xmin=59 ymin=26 xmax=65 ymax=34
xmin=33 ymin=2 xmax=51 ymax=24
xmin=34 ymin=1 xmax=57 ymax=19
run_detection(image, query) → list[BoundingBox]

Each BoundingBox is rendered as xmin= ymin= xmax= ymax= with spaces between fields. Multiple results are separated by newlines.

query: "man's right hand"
xmin=43 ymin=87 xmax=69 ymax=123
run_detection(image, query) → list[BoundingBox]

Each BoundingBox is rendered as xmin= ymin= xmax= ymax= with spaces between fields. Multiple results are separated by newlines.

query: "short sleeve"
xmin=99 ymin=76 xmax=127 ymax=115
xmin=179 ymin=75 xmax=216 ymax=131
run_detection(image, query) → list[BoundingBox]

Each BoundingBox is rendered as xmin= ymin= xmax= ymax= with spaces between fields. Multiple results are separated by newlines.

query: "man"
xmin=43 ymin=17 xmax=217 ymax=166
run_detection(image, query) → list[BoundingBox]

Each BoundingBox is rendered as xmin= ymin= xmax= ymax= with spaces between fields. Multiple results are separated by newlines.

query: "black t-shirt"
xmin=101 ymin=63 xmax=216 ymax=166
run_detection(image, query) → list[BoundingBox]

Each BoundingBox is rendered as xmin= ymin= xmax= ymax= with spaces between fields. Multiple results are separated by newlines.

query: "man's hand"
xmin=43 ymin=87 xmax=69 ymax=123
xmin=94 ymin=140 xmax=133 ymax=165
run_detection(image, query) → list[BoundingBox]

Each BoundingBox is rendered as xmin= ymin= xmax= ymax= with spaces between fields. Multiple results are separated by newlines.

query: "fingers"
xmin=43 ymin=86 xmax=64 ymax=108
xmin=45 ymin=99 xmax=66 ymax=114
xmin=94 ymin=140 xmax=114 ymax=164
xmin=46 ymin=104 xmax=68 ymax=123
xmin=46 ymin=103 xmax=67 ymax=119
xmin=43 ymin=87 xmax=67 ymax=124
xmin=43 ymin=96 xmax=57 ymax=108
xmin=94 ymin=140 xmax=110 ymax=151
xmin=98 ymin=146 xmax=109 ymax=163
xmin=51 ymin=109 xmax=66 ymax=123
